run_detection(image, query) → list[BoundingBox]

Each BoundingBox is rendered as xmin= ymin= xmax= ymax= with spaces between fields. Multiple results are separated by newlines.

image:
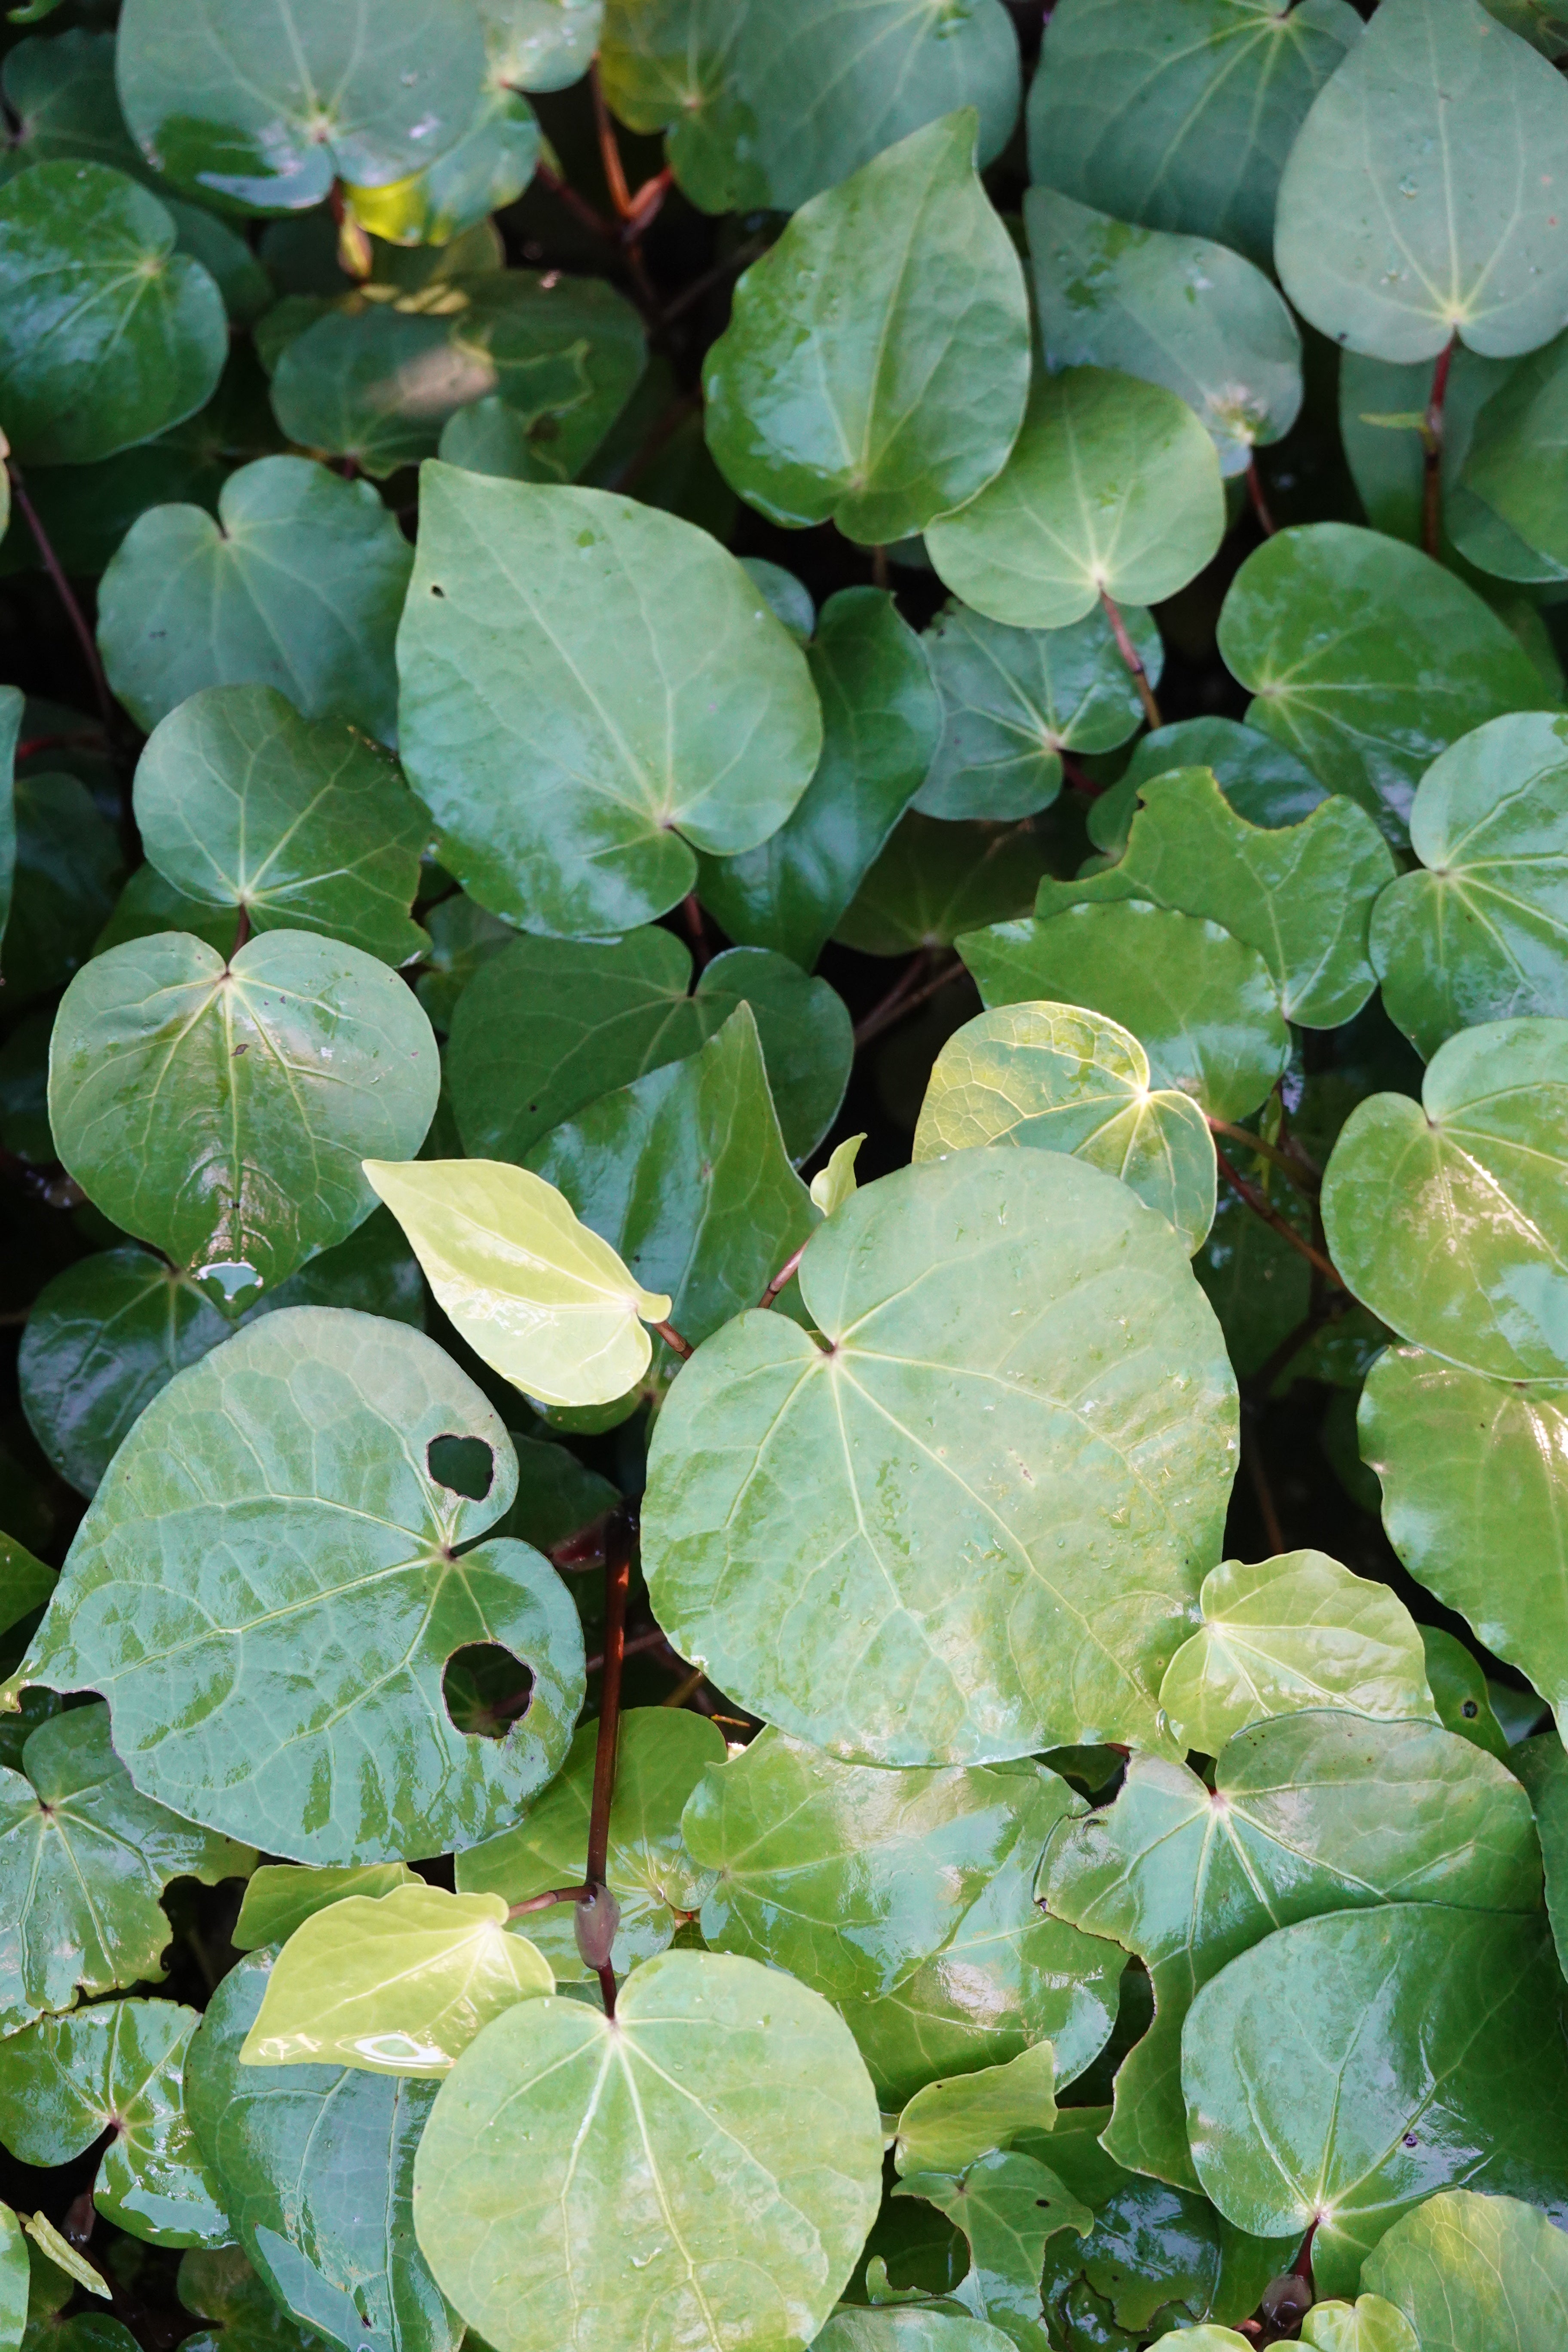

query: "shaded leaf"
xmin=897 ymin=2153 xmax=1091 ymax=2352
xmin=837 ymin=815 xmax=1053 ymax=956
xmin=234 ymin=1863 xmax=422 ymax=1955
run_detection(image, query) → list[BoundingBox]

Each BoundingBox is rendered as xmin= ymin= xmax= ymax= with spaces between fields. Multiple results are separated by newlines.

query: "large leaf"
xmin=187 ymin=1951 xmax=457 ymax=2352
xmin=1362 ymin=2189 xmax=1568 ymax=2351
xmin=959 ymin=902 xmax=1290 ymax=1121
xmin=697 ymin=587 xmax=942 ymax=971
xmin=1216 ymin=523 xmax=1553 ymax=841
xmin=1182 ymin=1905 xmax=1568 ymax=2296
xmin=1276 ymin=0 xmax=1568 ymax=362
xmin=446 ymin=928 xmax=852 ymax=1165
xmin=395 ymin=465 xmax=821 ymax=937
xmin=0 ymin=1701 xmax=251 ymax=2033
xmin=49 ymin=931 xmax=439 ymax=1305
xmin=927 ymin=370 xmax=1225 ymax=631
xmin=1025 ymin=0 xmax=1362 ymax=270
xmin=1360 ymin=1346 xmax=1568 ymax=1742
xmin=0 ymin=160 xmax=225 ymax=464
xmin=7 ymin=1309 xmax=586 ymax=1863
xmin=1321 ymin=1016 xmax=1568 ymax=1379
xmin=912 ymin=1000 xmax=1217 ymax=1254
xmin=0 ymin=2002 xmax=228 ymax=2248
xmin=457 ymin=1707 xmax=723 ymax=1981
xmin=1026 ymin=188 xmax=1302 ymax=475
xmin=598 ymin=0 xmax=1020 ymax=215
xmin=1043 ymin=1711 xmax=1537 ymax=2189
xmin=1370 ymin=712 xmax=1568 ymax=1055
xmin=115 ymin=0 xmax=487 ymax=212
xmin=704 ymin=112 xmax=1029 ymax=545
xmin=643 ymin=1148 xmax=1236 ymax=1763
xmin=1099 ymin=718 xmax=1325 ymax=853
xmin=681 ymin=1727 xmax=1122 ymax=2104
xmin=97 ymin=457 xmax=414 ymax=743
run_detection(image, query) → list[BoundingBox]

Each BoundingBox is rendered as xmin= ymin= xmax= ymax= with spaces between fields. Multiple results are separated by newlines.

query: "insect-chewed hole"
xmin=427 ymin=1433 xmax=494 ymax=1501
xmin=443 ymin=1644 xmax=533 ymax=1741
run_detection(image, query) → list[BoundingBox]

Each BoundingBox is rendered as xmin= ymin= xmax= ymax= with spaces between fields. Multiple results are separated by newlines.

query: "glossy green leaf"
xmin=0 ymin=30 xmax=142 ymax=182
xmin=682 ymin=1726 xmax=1122 ymax=2104
xmin=0 ymin=2210 xmax=22 ymax=2352
xmin=115 ymin=0 xmax=487 ymax=213
xmin=646 ymin=1149 xmax=1236 ymax=1763
xmin=51 ymin=931 xmax=438 ymax=1304
xmin=836 ymin=816 xmax=1055 ymax=956
xmin=898 ymin=2153 xmax=1092 ymax=2350
xmin=234 ymin=1862 xmax=422 ymax=1954
xmin=893 ymin=2044 xmax=1057 ymax=2178
xmin=1300 ymin=2297 xmax=1420 ymax=2352
xmin=0 ymin=2002 xmax=228 ymax=2248
xmin=396 ymin=464 xmax=821 ymax=937
xmin=959 ymin=902 xmax=1290 ymax=1122
xmin=97 ymin=457 xmax=414 ymax=743
xmin=697 ymin=588 xmax=942 ymax=970
xmin=1370 ymin=712 xmax=1568 ymax=1056
xmin=1362 ymin=2189 xmax=1568 ymax=2351
xmin=1026 ymin=188 xmax=1302 ymax=475
xmin=927 ymin=370 xmax=1225 ymax=631
xmin=1216 ymin=523 xmax=1553 ymax=841
xmin=1099 ymin=721 xmax=1327 ymax=862
xmin=242 ymin=1883 xmax=552 ymax=2075
xmin=1322 ymin=1017 xmax=1568 ymax=1379
xmin=0 ymin=688 xmax=23 ymax=974
xmin=448 ymin=928 xmax=851 ymax=1167
xmin=9 ymin=1309 xmax=586 ymax=1863
xmin=913 ymin=1000 xmax=1216 ymax=1253
xmin=177 ymin=2243 xmax=325 ymax=2352
xmin=432 ymin=266 xmax=646 ymax=482
xmin=598 ymin=0 xmax=1020 ymax=216
xmin=1452 ymin=330 xmax=1568 ymax=580
xmin=704 ymin=112 xmax=1029 ymax=545
xmin=1421 ymin=1626 xmax=1513 ymax=1758
xmin=814 ymin=2317 xmax=1017 ymax=2352
xmin=528 ymin=1003 xmax=817 ymax=1360
xmin=413 ymin=893 xmax=514 ymax=1033
xmin=411 ymin=1948 xmax=884 ymax=2352
xmin=4 ymin=769 xmax=123 ymax=1007
xmin=186 ymin=1950 xmax=456 ymax=2352
xmin=1157 ymin=1551 xmax=1436 ymax=1754
xmin=1182 ymin=1905 xmax=1568 ymax=2296
xmin=914 ymin=601 xmax=1155 ymax=824
xmin=1276 ymin=0 xmax=1568 ymax=362
xmin=1025 ymin=0 xmax=1362 ymax=270
xmin=344 ymin=88 xmax=540 ymax=248
xmin=1360 ymin=1346 xmax=1568 ymax=1742
xmin=0 ymin=161 xmax=225 ymax=463
xmin=481 ymin=0 xmax=602 ymax=91
xmin=0 ymin=1532 xmax=53 ymax=1638
xmin=0 ymin=1701 xmax=251 ymax=2032
xmin=457 ymin=1706 xmax=725 ymax=1980
xmin=1044 ymin=1710 xmax=1536 ymax=2189
xmin=268 ymin=308 xmax=500 ymax=479
xmin=25 ymin=2214 xmax=112 ymax=2303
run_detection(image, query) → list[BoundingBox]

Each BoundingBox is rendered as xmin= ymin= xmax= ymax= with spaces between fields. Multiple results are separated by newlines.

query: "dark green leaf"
xmin=1090 ymin=718 xmax=1326 ymax=858
xmin=838 ymin=815 xmax=1053 ymax=956
xmin=5 ymin=771 xmax=122 ymax=1005
xmin=177 ymin=2244 xmax=322 ymax=2352
xmin=1452 ymin=329 xmax=1568 ymax=580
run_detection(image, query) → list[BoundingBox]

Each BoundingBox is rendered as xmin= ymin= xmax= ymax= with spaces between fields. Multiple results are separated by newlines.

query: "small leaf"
xmin=1300 ymin=2298 xmax=1420 ymax=2352
xmin=234 ymin=1862 xmax=422 ymax=1954
xmin=0 ymin=2207 xmax=23 ymax=2352
xmin=815 ymin=2317 xmax=1018 ymax=2352
xmin=1421 ymin=1626 xmax=1512 ymax=1759
xmin=23 ymin=2217 xmax=109 ymax=2302
xmin=894 ymin=2045 xmax=1057 ymax=2178
xmin=896 ymin=2152 xmax=1092 ymax=2351
xmin=811 ymin=1133 xmax=864 ymax=1218
xmin=1452 ymin=330 xmax=1568 ymax=580
xmin=177 ymin=2243 xmax=325 ymax=2352
xmin=1362 ymin=2189 xmax=1568 ymax=2349
xmin=5 ymin=769 xmax=122 ymax=1006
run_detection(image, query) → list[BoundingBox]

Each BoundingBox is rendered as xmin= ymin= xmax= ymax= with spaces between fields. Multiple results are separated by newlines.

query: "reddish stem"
xmin=7 ymin=461 xmax=116 ymax=736
xmin=15 ymin=730 xmax=104 ymax=761
xmin=534 ymin=161 xmax=619 ymax=244
xmin=1058 ymin=749 xmax=1103 ymax=799
xmin=1099 ymin=588 xmax=1161 ymax=729
xmin=585 ymin=1508 xmax=634 ymax=2016
xmin=590 ymin=64 xmax=634 ymax=218
xmin=1213 ymin=1147 xmax=1344 ymax=1289
xmin=1423 ymin=333 xmax=1457 ymax=560
xmin=759 ymin=1242 xmax=808 ymax=1311
xmin=652 ymin=1317 xmax=692 ymax=1360
xmin=1246 ymin=455 xmax=1277 ymax=537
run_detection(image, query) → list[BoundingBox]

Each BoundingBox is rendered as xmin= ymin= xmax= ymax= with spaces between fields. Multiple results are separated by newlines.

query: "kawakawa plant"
xmin=2 ymin=0 xmax=1568 ymax=2346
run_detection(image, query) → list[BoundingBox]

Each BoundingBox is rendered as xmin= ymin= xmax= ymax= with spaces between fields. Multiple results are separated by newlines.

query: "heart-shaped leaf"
xmin=396 ymin=465 xmax=822 ymax=937
xmin=913 ymin=1000 xmax=1217 ymax=1253
xmin=1300 ymin=2297 xmax=1419 ymax=2352
xmin=50 ymin=931 xmax=439 ymax=1305
xmin=9 ymin=1308 xmax=586 ymax=1863
xmin=411 ymin=1948 xmax=884 ymax=2352
xmin=704 ymin=112 xmax=1029 ymax=545
xmin=343 ymin=87 xmax=540 ymax=248
xmin=893 ymin=2044 xmax=1057 ymax=2179
xmin=234 ymin=1863 xmax=422 ymax=1954
xmin=1361 ymin=2189 xmax=1568 ymax=2351
xmin=97 ymin=457 xmax=414 ymax=742
xmin=927 ymin=370 xmax=1225 ymax=631
xmin=644 ymin=1149 xmax=1236 ymax=1763
xmin=836 ymin=815 xmax=1055 ymax=956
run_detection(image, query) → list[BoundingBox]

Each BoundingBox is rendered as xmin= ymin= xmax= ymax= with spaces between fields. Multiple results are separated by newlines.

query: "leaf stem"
xmin=584 ymin=1506 xmax=634 ymax=2016
xmin=1099 ymin=588 xmax=1161 ymax=730
xmin=590 ymin=64 xmax=634 ymax=219
xmin=1213 ymin=1146 xmax=1344 ymax=1289
xmin=758 ymin=1241 xmax=808 ymax=1310
xmin=507 ymin=1884 xmax=591 ymax=1917
xmin=1422 ymin=332 xmax=1457 ymax=560
xmin=534 ymin=161 xmax=619 ymax=244
xmin=1245 ymin=455 xmax=1277 ymax=537
xmin=1058 ymin=749 xmax=1103 ymax=799
xmin=651 ymin=1317 xmax=692 ymax=1359
xmin=1207 ymin=1117 xmax=1319 ymax=1195
xmin=1242 ymin=1427 xmax=1285 ymax=1555
xmin=7 ymin=459 xmax=116 ymax=738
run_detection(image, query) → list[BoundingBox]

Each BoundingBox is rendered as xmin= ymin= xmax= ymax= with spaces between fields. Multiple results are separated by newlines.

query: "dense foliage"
xmin=2 ymin=0 xmax=1568 ymax=2346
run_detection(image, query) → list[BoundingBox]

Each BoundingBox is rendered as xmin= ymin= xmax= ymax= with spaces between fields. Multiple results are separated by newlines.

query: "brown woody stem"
xmin=1213 ymin=1148 xmax=1344 ymax=1289
xmin=1422 ymin=333 xmax=1457 ymax=560
xmin=1099 ymin=588 xmax=1162 ymax=730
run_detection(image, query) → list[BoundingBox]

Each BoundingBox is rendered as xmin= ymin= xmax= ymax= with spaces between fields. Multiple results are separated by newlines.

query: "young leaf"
xmin=241 ymin=1884 xmax=551 ymax=2076
xmin=704 ymin=112 xmax=1030 ymax=545
xmin=1370 ymin=711 xmax=1568 ymax=1055
xmin=24 ymin=2213 xmax=111 ymax=2301
xmin=50 ymin=931 xmax=439 ymax=1306
xmin=927 ymin=370 xmax=1225 ymax=631
xmin=234 ymin=1863 xmax=423 ymax=1954
xmin=1156 ymin=1551 xmax=1437 ymax=1754
xmin=0 ymin=2001 xmax=229 ymax=2248
xmin=97 ymin=457 xmax=415 ymax=743
xmin=410 ymin=1948 xmax=884 ymax=2352
xmin=810 ymin=1133 xmax=864 ymax=1218
xmin=9 ymin=1309 xmax=586 ymax=1863
xmin=896 ymin=2153 xmax=1092 ymax=2347
xmin=1321 ymin=1016 xmax=1568 ymax=1379
xmin=0 ymin=161 xmax=226 ymax=464
xmin=396 ymin=466 xmax=822 ymax=937
xmin=0 ymin=1701 xmax=252 ymax=2032
xmin=1276 ymin=0 xmax=1568 ymax=361
xmin=1300 ymin=2298 xmax=1420 ymax=2352
xmin=893 ymin=2044 xmax=1057 ymax=2178
xmin=1361 ymin=2188 xmax=1568 ymax=2350
xmin=644 ymin=1150 xmax=1236 ymax=1763
xmin=912 ymin=1000 xmax=1217 ymax=1254
xmin=364 ymin=1157 xmax=672 ymax=1407
xmin=959 ymin=902 xmax=1291 ymax=1123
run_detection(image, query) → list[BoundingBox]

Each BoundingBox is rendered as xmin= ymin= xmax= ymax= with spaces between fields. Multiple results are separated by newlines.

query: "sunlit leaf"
xmin=1362 ymin=2188 xmax=1568 ymax=2351
xmin=893 ymin=2044 xmax=1057 ymax=2178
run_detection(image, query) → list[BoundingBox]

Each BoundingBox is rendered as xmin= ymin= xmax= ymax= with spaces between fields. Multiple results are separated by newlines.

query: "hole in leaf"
xmin=427 ymin=1434 xmax=493 ymax=1501
xmin=443 ymin=1644 xmax=533 ymax=1740
xmin=1461 ymin=1699 xmax=1479 ymax=1718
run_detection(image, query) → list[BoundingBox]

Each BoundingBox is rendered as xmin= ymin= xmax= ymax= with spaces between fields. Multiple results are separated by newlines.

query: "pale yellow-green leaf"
xmin=1301 ymin=2296 xmax=1420 ymax=2352
xmin=233 ymin=1861 xmax=423 ymax=1953
xmin=892 ymin=2041 xmax=1056 ymax=2177
xmin=239 ymin=1883 xmax=553 ymax=2077
xmin=23 ymin=2214 xmax=109 ymax=2299
xmin=363 ymin=1158 xmax=672 ymax=1407
xmin=1158 ymin=1550 xmax=1438 ymax=1755
xmin=810 ymin=1133 xmax=865 ymax=1218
